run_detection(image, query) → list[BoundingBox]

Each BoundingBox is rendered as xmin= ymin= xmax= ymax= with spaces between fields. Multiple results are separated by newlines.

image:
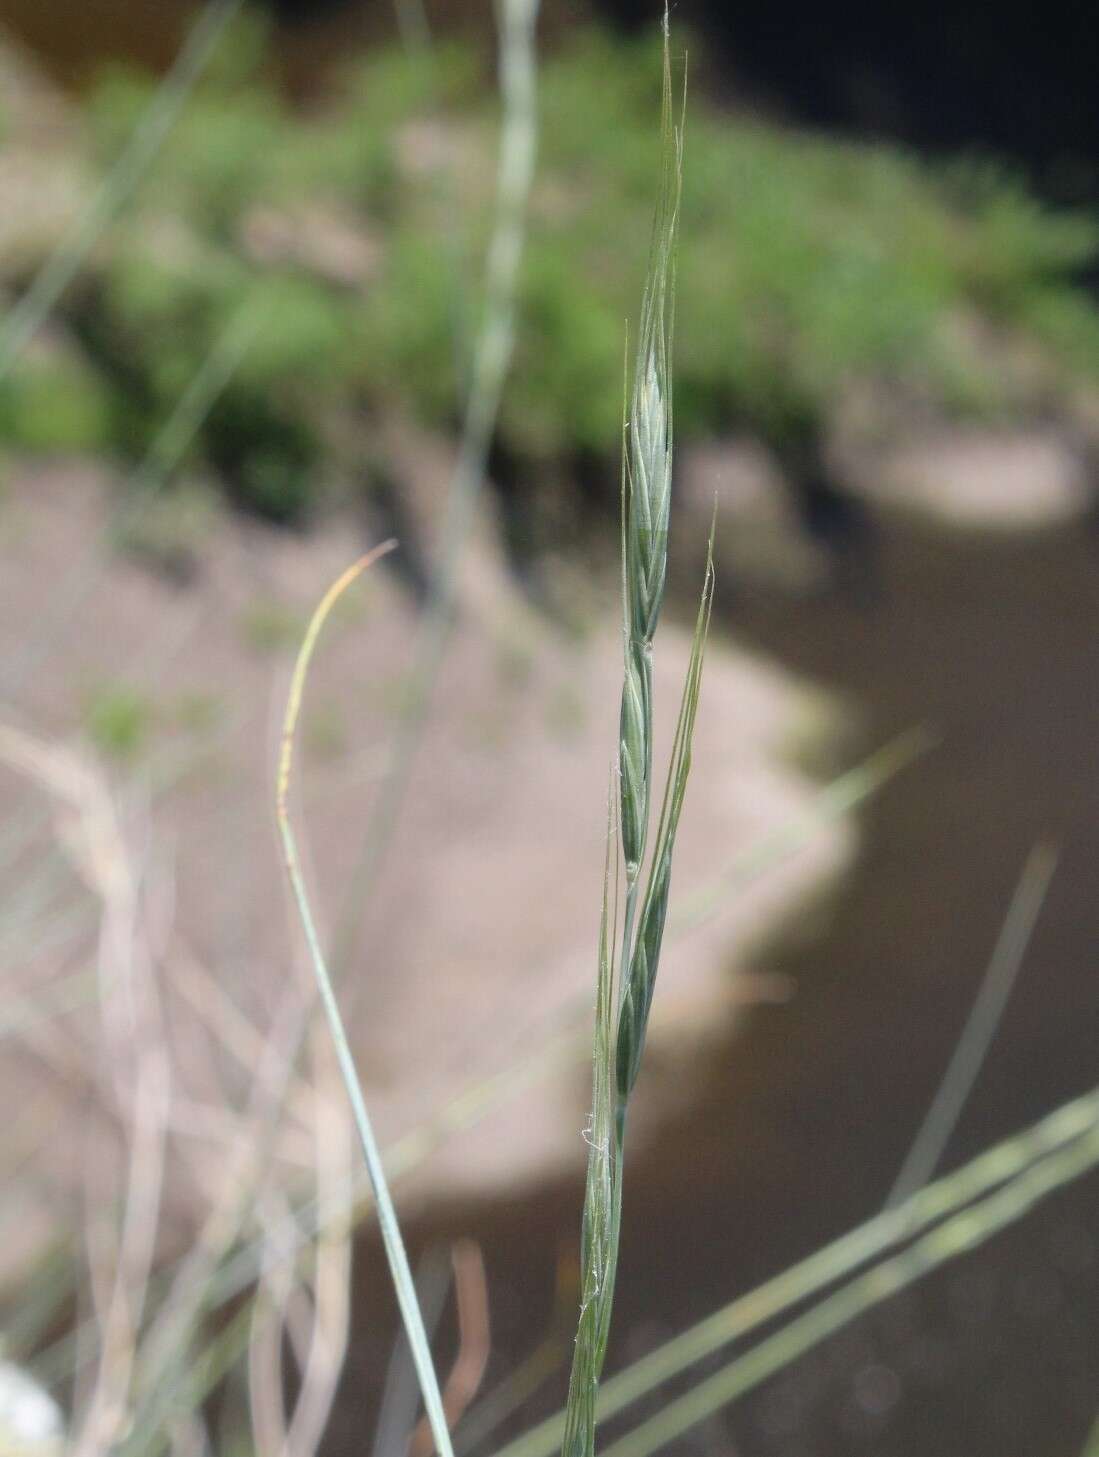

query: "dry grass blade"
xmin=276 ymin=541 xmax=457 ymax=1457
xmin=0 ymin=727 xmax=173 ymax=1456
xmin=408 ymin=1241 xmax=491 ymax=1457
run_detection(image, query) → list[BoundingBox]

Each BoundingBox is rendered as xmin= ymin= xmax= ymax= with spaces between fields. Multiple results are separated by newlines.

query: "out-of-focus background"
xmin=1 ymin=2 xmax=1098 ymax=1454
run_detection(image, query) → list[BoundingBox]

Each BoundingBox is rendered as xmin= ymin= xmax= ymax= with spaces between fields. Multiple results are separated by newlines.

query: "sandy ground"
xmin=0 ymin=460 xmax=854 ymax=1280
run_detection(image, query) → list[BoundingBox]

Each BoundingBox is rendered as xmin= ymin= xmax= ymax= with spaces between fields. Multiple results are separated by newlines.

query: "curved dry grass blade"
xmin=276 ymin=542 xmax=456 ymax=1457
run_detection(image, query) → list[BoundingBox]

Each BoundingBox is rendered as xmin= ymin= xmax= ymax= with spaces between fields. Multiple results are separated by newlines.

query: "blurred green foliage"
xmin=83 ymin=682 xmax=154 ymax=760
xmin=3 ymin=15 xmax=1099 ymax=520
xmin=0 ymin=350 xmax=113 ymax=452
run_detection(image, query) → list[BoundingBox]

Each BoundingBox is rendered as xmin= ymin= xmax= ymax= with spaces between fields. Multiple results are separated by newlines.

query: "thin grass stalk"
xmin=0 ymin=0 xmax=243 ymax=382
xmin=275 ymin=543 xmax=455 ymax=1457
xmin=278 ymin=1029 xmax=355 ymax=1457
xmin=886 ymin=839 xmax=1058 ymax=1207
xmin=560 ymin=796 xmax=619 ymax=1457
xmin=327 ymin=0 xmax=541 ymax=984
xmin=373 ymin=1248 xmax=454 ymax=1457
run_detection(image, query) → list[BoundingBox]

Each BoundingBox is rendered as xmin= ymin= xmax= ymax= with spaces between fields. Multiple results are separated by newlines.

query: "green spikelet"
xmin=617 ymin=14 xmax=683 ymax=886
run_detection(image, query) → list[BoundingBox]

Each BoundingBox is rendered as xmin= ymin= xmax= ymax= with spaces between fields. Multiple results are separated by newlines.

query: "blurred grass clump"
xmin=3 ymin=14 xmax=1099 ymax=521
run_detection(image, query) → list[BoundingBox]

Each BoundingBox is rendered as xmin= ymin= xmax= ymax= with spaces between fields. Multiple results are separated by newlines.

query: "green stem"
xmin=326 ymin=0 xmax=541 ymax=985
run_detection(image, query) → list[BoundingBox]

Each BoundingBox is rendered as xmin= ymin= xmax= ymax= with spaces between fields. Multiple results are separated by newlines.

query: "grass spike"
xmin=617 ymin=10 xmax=684 ymax=891
xmin=562 ymin=15 xmax=705 ymax=1455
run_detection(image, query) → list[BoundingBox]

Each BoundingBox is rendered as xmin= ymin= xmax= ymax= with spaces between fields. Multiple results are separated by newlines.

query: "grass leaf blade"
xmin=276 ymin=542 xmax=457 ymax=1457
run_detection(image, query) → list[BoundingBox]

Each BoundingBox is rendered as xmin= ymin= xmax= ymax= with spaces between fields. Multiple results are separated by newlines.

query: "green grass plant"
xmin=559 ymin=22 xmax=718 ymax=1456
xmin=7 ymin=7 xmax=1099 ymax=1452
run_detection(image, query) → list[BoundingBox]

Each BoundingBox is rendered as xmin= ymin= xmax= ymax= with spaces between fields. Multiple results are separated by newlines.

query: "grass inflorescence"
xmin=560 ymin=18 xmax=715 ymax=1456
